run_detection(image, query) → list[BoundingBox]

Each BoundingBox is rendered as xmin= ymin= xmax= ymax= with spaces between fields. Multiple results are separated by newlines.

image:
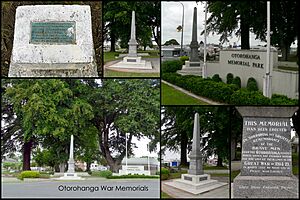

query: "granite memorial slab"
xmin=233 ymin=106 xmax=299 ymax=198
xmin=8 ymin=5 xmax=98 ymax=77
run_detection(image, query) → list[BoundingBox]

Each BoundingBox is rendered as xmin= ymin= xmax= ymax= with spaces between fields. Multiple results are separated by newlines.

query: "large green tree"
xmin=2 ymin=79 xmax=160 ymax=173
xmin=205 ymin=1 xmax=298 ymax=59
xmin=86 ymin=79 xmax=160 ymax=172
xmin=2 ymin=79 xmax=95 ymax=171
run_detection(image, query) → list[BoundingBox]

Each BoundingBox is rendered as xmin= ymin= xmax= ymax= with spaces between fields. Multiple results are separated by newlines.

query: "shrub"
xmin=91 ymin=170 xmax=112 ymax=178
xmin=162 ymin=72 xmax=296 ymax=105
xmin=17 ymin=171 xmax=40 ymax=180
xmin=271 ymin=94 xmax=298 ymax=105
xmin=232 ymin=76 xmax=241 ymax=88
xmin=230 ymin=89 xmax=270 ymax=105
xmin=246 ymin=77 xmax=258 ymax=91
xmin=161 ymin=167 xmax=170 ymax=180
xmin=179 ymin=56 xmax=189 ymax=65
xmin=162 ymin=60 xmax=183 ymax=73
xmin=226 ymin=73 xmax=234 ymax=84
xmin=212 ymin=74 xmax=222 ymax=82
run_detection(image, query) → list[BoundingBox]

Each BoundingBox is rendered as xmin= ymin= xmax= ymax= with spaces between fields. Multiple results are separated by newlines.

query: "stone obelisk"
xmin=164 ymin=112 xmax=227 ymax=194
xmin=67 ymin=134 xmax=75 ymax=173
xmin=189 ymin=7 xmax=200 ymax=63
xmin=128 ymin=11 xmax=138 ymax=57
xmin=178 ymin=7 xmax=202 ymax=75
xmin=58 ymin=134 xmax=83 ymax=180
xmin=188 ymin=113 xmax=203 ymax=175
xmin=109 ymin=10 xmax=152 ymax=69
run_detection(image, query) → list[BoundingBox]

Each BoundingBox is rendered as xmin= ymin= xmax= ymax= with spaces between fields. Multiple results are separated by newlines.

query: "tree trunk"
xmin=240 ymin=12 xmax=250 ymax=49
xmin=217 ymin=157 xmax=223 ymax=167
xmin=297 ymin=0 xmax=299 ymax=66
xmin=86 ymin=162 xmax=91 ymax=172
xmin=99 ymin=125 xmax=131 ymax=173
xmin=143 ymin=45 xmax=146 ymax=51
xmin=110 ymin=32 xmax=116 ymax=52
xmin=59 ymin=163 xmax=65 ymax=173
xmin=180 ymin=132 xmax=188 ymax=167
xmin=54 ymin=165 xmax=60 ymax=172
xmin=231 ymin=138 xmax=236 ymax=161
xmin=22 ymin=140 xmax=32 ymax=171
xmin=280 ymin=40 xmax=290 ymax=61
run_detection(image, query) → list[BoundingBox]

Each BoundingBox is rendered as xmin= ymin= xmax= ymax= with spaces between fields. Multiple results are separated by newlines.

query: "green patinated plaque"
xmin=30 ymin=22 xmax=76 ymax=44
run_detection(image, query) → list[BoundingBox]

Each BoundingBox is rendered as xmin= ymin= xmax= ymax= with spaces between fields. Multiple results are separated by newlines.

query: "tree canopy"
xmin=204 ymin=0 xmax=297 ymax=59
xmin=1 ymin=79 xmax=160 ymax=172
xmin=103 ymin=1 xmax=160 ymax=52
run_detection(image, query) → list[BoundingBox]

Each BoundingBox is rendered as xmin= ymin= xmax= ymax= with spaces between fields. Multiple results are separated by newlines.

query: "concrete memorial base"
xmin=177 ymin=61 xmax=202 ymax=76
xmin=9 ymin=63 xmax=97 ymax=77
xmin=164 ymin=173 xmax=227 ymax=195
xmin=55 ymin=172 xmax=85 ymax=180
xmin=233 ymin=175 xmax=298 ymax=198
xmin=109 ymin=56 xmax=152 ymax=69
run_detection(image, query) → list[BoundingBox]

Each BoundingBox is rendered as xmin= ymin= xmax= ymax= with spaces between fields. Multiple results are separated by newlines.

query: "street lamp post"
xmin=179 ymin=2 xmax=184 ymax=56
xmin=263 ymin=1 xmax=272 ymax=98
xmin=203 ymin=1 xmax=208 ymax=78
xmin=125 ymin=133 xmax=128 ymax=175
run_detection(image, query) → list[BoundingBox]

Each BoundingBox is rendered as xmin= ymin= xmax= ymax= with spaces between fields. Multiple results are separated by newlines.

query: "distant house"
xmin=121 ymin=157 xmax=159 ymax=175
xmin=161 ymin=45 xmax=182 ymax=61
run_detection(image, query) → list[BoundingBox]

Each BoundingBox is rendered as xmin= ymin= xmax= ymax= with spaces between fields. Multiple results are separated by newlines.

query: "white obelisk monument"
xmin=59 ymin=135 xmax=83 ymax=180
xmin=109 ymin=11 xmax=152 ymax=69
xmin=164 ymin=113 xmax=227 ymax=194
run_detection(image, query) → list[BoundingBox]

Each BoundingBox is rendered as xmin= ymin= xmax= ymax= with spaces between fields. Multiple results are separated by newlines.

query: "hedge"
xmin=212 ymin=74 xmax=222 ymax=82
xmin=161 ymin=60 xmax=183 ymax=73
xmin=180 ymin=56 xmax=189 ymax=65
xmin=91 ymin=170 xmax=112 ymax=178
xmin=271 ymin=94 xmax=299 ymax=105
xmin=226 ymin=73 xmax=234 ymax=84
xmin=107 ymin=174 xmax=159 ymax=179
xmin=17 ymin=171 xmax=40 ymax=180
xmin=232 ymin=76 xmax=241 ymax=88
xmin=162 ymin=72 xmax=297 ymax=105
xmin=161 ymin=168 xmax=170 ymax=180
xmin=246 ymin=77 xmax=258 ymax=91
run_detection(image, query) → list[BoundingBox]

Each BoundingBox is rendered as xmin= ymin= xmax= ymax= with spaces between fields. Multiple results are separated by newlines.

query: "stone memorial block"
xmin=8 ymin=5 xmax=98 ymax=77
xmin=233 ymin=106 xmax=299 ymax=198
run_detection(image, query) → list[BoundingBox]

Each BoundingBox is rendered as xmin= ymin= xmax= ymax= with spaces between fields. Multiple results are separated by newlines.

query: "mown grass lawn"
xmin=104 ymin=52 xmax=121 ymax=63
xmin=162 ymin=83 xmax=209 ymax=105
xmin=161 ymin=191 xmax=172 ymax=198
xmin=104 ymin=69 xmax=159 ymax=77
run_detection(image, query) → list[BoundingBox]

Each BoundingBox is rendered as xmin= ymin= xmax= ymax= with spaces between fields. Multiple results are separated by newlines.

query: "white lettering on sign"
xmin=227 ymin=53 xmax=264 ymax=68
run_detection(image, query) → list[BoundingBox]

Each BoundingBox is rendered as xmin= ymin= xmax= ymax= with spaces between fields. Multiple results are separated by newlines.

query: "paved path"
xmin=162 ymin=80 xmax=225 ymax=105
xmin=2 ymin=178 xmax=159 ymax=198
xmin=104 ymin=57 xmax=160 ymax=73
xmin=162 ymin=176 xmax=230 ymax=198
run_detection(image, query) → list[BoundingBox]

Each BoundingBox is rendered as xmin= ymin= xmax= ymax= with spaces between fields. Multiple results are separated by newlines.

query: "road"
xmin=1 ymin=178 xmax=160 ymax=198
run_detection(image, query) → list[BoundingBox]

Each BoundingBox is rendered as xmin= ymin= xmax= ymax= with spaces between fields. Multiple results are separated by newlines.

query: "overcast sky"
xmin=162 ymin=1 xmax=297 ymax=47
